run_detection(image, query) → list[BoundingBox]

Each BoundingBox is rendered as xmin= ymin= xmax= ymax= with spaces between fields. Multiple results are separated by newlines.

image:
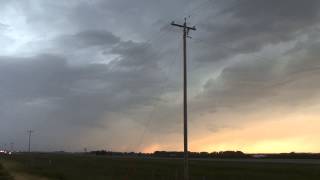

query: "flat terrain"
xmin=0 ymin=162 xmax=13 ymax=180
xmin=1 ymin=153 xmax=320 ymax=180
xmin=190 ymin=158 xmax=320 ymax=164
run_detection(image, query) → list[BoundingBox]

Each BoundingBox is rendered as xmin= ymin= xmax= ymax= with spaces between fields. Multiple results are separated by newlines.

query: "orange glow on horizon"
xmin=190 ymin=114 xmax=320 ymax=153
xmin=142 ymin=144 xmax=162 ymax=153
xmin=139 ymin=105 xmax=320 ymax=153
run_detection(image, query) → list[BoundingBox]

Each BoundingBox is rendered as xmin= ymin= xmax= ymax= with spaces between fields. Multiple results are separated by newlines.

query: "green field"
xmin=1 ymin=153 xmax=320 ymax=180
xmin=0 ymin=163 xmax=13 ymax=180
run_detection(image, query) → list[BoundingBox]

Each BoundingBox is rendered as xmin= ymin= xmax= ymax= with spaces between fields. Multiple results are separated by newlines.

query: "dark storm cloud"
xmin=1 ymin=0 xmax=320 ymax=151
xmin=0 ymin=47 xmax=170 ymax=150
xmin=64 ymin=0 xmax=186 ymax=40
xmin=110 ymin=41 xmax=158 ymax=68
xmin=56 ymin=30 xmax=120 ymax=49
xmin=194 ymin=0 xmax=320 ymax=62
xmin=194 ymin=36 xmax=320 ymax=117
xmin=0 ymin=46 xmax=165 ymax=125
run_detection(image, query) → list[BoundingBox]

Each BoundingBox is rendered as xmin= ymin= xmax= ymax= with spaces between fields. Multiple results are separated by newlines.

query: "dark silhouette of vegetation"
xmin=89 ymin=150 xmax=320 ymax=159
xmin=262 ymin=152 xmax=320 ymax=159
xmin=152 ymin=151 xmax=248 ymax=158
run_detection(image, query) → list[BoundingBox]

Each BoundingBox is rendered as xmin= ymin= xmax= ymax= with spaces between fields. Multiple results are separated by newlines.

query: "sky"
xmin=1 ymin=0 xmax=320 ymax=153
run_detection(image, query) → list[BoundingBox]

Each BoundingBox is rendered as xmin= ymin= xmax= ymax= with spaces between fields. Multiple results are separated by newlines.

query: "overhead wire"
xmin=128 ymin=0 xmax=221 ymax=152
xmin=130 ymin=0 xmax=256 ymax=153
xmin=132 ymin=42 xmax=182 ymax=152
xmin=126 ymin=0 xmax=320 ymax=152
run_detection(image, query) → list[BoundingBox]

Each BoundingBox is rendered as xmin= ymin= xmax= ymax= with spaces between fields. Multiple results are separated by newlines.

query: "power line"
xmin=128 ymin=0 xmax=240 ymax=153
xmin=131 ymin=2 xmax=214 ymax=153
xmin=133 ymin=43 xmax=181 ymax=153
xmin=125 ymin=32 xmax=181 ymax=153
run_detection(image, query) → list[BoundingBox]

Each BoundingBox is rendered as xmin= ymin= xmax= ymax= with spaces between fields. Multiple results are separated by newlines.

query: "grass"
xmin=0 ymin=162 xmax=13 ymax=180
xmin=1 ymin=153 xmax=320 ymax=180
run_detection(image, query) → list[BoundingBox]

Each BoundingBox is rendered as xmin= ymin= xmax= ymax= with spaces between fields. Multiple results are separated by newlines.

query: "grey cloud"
xmin=0 ymin=51 xmax=164 ymax=124
xmin=0 ymin=23 xmax=12 ymax=46
xmin=2 ymin=0 xmax=320 ymax=151
xmin=194 ymin=37 xmax=320 ymax=118
xmin=56 ymin=30 xmax=120 ymax=49
xmin=110 ymin=41 xmax=158 ymax=68
xmin=233 ymin=0 xmax=320 ymax=21
xmin=0 ymin=34 xmax=171 ymax=150
xmin=0 ymin=23 xmax=8 ymax=30
xmin=0 ymin=55 xmax=70 ymax=99
xmin=194 ymin=0 xmax=320 ymax=63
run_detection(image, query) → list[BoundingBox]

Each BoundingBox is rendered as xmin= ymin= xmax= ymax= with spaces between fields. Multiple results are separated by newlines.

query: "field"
xmin=1 ymin=153 xmax=320 ymax=180
xmin=0 ymin=163 xmax=13 ymax=180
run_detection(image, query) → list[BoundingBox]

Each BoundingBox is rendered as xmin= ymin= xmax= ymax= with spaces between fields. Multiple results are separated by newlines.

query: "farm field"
xmin=1 ymin=153 xmax=320 ymax=180
xmin=0 ymin=162 xmax=13 ymax=180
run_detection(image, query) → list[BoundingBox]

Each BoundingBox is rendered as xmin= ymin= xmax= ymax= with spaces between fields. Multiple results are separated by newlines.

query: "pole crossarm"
xmin=171 ymin=21 xmax=196 ymax=31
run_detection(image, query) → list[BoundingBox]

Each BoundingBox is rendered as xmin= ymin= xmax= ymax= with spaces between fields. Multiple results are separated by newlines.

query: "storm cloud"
xmin=1 ymin=0 xmax=320 ymax=152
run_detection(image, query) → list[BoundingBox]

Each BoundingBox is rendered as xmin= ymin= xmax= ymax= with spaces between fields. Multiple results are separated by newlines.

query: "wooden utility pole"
xmin=171 ymin=18 xmax=196 ymax=180
xmin=27 ymin=130 xmax=34 ymax=152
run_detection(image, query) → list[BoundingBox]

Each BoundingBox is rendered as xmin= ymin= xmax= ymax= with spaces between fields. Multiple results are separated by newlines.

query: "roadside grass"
xmin=1 ymin=153 xmax=320 ymax=180
xmin=0 ymin=162 xmax=13 ymax=180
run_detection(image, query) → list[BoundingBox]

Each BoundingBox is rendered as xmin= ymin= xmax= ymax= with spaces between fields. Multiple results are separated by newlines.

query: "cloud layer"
xmin=1 ymin=0 xmax=320 ymax=152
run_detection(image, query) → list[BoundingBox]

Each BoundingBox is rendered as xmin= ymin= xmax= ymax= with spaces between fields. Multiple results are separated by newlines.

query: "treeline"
xmin=89 ymin=150 xmax=320 ymax=159
xmin=90 ymin=151 xmax=148 ymax=157
xmin=153 ymin=151 xmax=248 ymax=158
xmin=262 ymin=152 xmax=320 ymax=159
xmin=89 ymin=150 xmax=249 ymax=158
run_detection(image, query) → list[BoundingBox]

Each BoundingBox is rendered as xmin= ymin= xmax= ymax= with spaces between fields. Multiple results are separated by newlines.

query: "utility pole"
xmin=27 ymin=130 xmax=34 ymax=153
xmin=10 ymin=142 xmax=14 ymax=152
xmin=171 ymin=18 xmax=196 ymax=180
